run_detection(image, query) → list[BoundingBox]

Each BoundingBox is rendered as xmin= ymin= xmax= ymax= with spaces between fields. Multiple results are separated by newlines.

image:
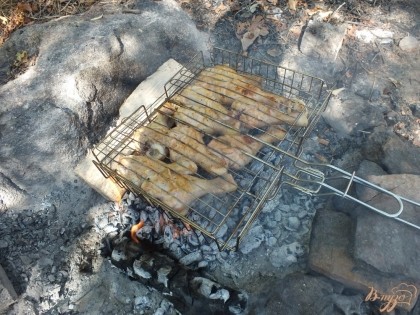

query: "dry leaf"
xmin=15 ymin=51 xmax=28 ymax=63
xmin=236 ymin=22 xmax=248 ymax=36
xmin=267 ymin=48 xmax=281 ymax=57
xmin=0 ymin=16 xmax=8 ymax=24
xmin=241 ymin=31 xmax=258 ymax=51
xmin=306 ymin=7 xmax=322 ymax=16
xmin=214 ymin=3 xmax=228 ymax=14
xmin=17 ymin=2 xmax=33 ymax=13
xmin=318 ymin=10 xmax=333 ymax=21
xmin=90 ymin=15 xmax=103 ymax=21
xmin=267 ymin=0 xmax=278 ymax=4
xmin=250 ymin=15 xmax=264 ymax=29
xmin=388 ymin=77 xmax=400 ymax=87
xmin=240 ymin=15 xmax=269 ymax=52
xmin=288 ymin=0 xmax=297 ymax=11
xmin=259 ymin=27 xmax=269 ymax=36
xmin=249 ymin=3 xmax=259 ymax=13
xmin=318 ymin=138 xmax=330 ymax=146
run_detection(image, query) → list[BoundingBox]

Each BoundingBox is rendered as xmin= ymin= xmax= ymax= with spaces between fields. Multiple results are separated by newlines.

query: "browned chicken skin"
xmin=141 ymin=170 xmax=237 ymax=216
xmin=122 ymin=155 xmax=197 ymax=176
xmin=129 ymin=103 xmax=176 ymax=159
xmin=112 ymin=154 xmax=236 ymax=216
xmin=167 ymin=124 xmax=228 ymax=176
xmin=208 ymin=126 xmax=287 ymax=170
xmin=171 ymin=87 xmax=241 ymax=135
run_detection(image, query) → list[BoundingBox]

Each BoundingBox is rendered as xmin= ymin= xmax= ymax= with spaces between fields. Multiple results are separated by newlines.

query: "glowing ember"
xmin=130 ymin=220 xmax=144 ymax=243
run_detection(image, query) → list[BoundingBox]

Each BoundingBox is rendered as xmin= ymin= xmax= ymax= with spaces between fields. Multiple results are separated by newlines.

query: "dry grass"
xmin=0 ymin=0 xmax=102 ymax=44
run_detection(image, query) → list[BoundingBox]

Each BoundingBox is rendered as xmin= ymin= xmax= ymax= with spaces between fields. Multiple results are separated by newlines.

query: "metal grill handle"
xmin=282 ymin=161 xmax=420 ymax=231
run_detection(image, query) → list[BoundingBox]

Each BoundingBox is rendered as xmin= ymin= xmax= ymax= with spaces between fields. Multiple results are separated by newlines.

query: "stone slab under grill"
xmin=75 ymin=59 xmax=183 ymax=202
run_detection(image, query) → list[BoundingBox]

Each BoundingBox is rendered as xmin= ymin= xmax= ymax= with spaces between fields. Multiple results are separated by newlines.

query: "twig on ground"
xmin=374 ymin=41 xmax=385 ymax=64
xmin=368 ymin=76 xmax=376 ymax=101
xmin=327 ymin=2 xmax=346 ymax=22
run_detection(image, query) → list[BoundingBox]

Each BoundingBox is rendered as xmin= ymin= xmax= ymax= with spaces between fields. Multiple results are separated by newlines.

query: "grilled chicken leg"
xmin=141 ymin=170 xmax=237 ymax=215
xmin=208 ymin=126 xmax=287 ymax=170
xmin=111 ymin=155 xmax=198 ymax=187
xmin=167 ymin=124 xmax=229 ymax=175
xmin=193 ymin=80 xmax=308 ymax=127
xmin=129 ymin=103 xmax=176 ymax=159
xmin=171 ymin=87 xmax=241 ymax=135
xmin=133 ymin=123 xmax=228 ymax=176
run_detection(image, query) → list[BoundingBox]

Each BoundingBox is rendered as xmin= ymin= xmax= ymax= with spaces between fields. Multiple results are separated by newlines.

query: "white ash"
xmin=133 ymin=263 xmax=152 ymax=280
xmin=134 ymin=295 xmax=151 ymax=310
xmin=157 ymin=266 xmax=171 ymax=287
xmin=179 ymin=251 xmax=203 ymax=266
xmin=154 ymin=299 xmax=176 ymax=315
xmin=285 ymin=216 xmax=301 ymax=231
xmin=269 ymin=242 xmax=305 ymax=268
xmin=239 ymin=225 xmax=265 ymax=255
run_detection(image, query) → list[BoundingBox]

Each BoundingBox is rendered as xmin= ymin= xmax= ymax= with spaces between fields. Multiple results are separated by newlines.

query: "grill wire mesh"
xmin=93 ymin=48 xmax=331 ymax=250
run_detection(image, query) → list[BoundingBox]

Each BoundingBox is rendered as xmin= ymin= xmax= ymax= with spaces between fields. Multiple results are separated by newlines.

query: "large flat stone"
xmin=382 ymin=137 xmax=420 ymax=175
xmin=76 ymin=59 xmax=183 ymax=202
xmin=308 ymin=208 xmax=419 ymax=312
xmin=354 ymin=174 xmax=420 ymax=280
xmin=0 ymin=264 xmax=18 ymax=313
xmin=363 ymin=129 xmax=420 ymax=175
xmin=322 ymin=91 xmax=385 ymax=137
xmin=300 ymin=20 xmax=347 ymax=61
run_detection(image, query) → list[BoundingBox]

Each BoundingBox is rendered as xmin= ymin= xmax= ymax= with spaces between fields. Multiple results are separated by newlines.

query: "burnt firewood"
xmin=102 ymin=234 xmax=247 ymax=314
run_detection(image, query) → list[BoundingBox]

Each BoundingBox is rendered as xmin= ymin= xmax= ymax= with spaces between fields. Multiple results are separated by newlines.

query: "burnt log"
xmin=102 ymin=235 xmax=247 ymax=315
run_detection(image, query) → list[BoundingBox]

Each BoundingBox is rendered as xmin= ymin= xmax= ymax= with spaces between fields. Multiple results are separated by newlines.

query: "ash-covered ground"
xmin=1 ymin=0 xmax=419 ymax=314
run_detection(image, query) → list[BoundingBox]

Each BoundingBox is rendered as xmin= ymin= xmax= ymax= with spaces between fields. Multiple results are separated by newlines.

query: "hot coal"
xmin=102 ymin=233 xmax=248 ymax=315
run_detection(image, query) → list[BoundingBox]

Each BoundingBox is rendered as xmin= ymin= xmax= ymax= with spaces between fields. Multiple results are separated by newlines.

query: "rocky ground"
xmin=0 ymin=0 xmax=419 ymax=314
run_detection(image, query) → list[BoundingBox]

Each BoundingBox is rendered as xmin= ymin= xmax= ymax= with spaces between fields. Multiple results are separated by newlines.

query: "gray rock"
xmin=0 ymin=264 xmax=18 ymax=313
xmin=300 ymin=20 xmax=347 ymax=61
xmin=410 ymin=104 xmax=420 ymax=118
xmin=308 ymin=207 xmax=419 ymax=312
xmin=331 ymin=293 xmax=365 ymax=315
xmin=355 ymin=160 xmax=387 ymax=200
xmin=269 ymin=242 xmax=304 ymax=268
xmin=356 ymin=160 xmax=387 ymax=177
xmin=0 ymin=0 xmax=208 ymax=222
xmin=362 ymin=128 xmax=420 ymax=175
xmin=286 ymin=216 xmax=300 ymax=231
xmin=0 ymin=172 xmax=29 ymax=211
xmin=354 ymin=174 xmax=420 ymax=280
xmin=179 ymin=251 xmax=202 ymax=266
xmin=382 ymin=137 xmax=420 ymax=175
xmin=399 ymin=36 xmax=419 ymax=52
xmin=239 ymin=225 xmax=265 ymax=254
xmin=262 ymin=273 xmax=335 ymax=315
xmin=38 ymin=257 xmax=54 ymax=267
xmin=322 ymin=92 xmax=384 ymax=137
xmin=0 ymin=240 xmax=8 ymax=249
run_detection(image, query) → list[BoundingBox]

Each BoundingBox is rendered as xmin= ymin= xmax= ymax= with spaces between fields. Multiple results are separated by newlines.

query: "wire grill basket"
xmin=93 ymin=48 xmax=419 ymax=250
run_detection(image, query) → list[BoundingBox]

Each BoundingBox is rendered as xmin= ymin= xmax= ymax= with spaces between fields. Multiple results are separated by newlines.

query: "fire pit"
xmin=93 ymin=48 xmax=420 ymax=251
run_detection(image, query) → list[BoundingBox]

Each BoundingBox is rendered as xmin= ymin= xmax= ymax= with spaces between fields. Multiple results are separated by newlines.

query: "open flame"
xmin=130 ymin=220 xmax=144 ymax=243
